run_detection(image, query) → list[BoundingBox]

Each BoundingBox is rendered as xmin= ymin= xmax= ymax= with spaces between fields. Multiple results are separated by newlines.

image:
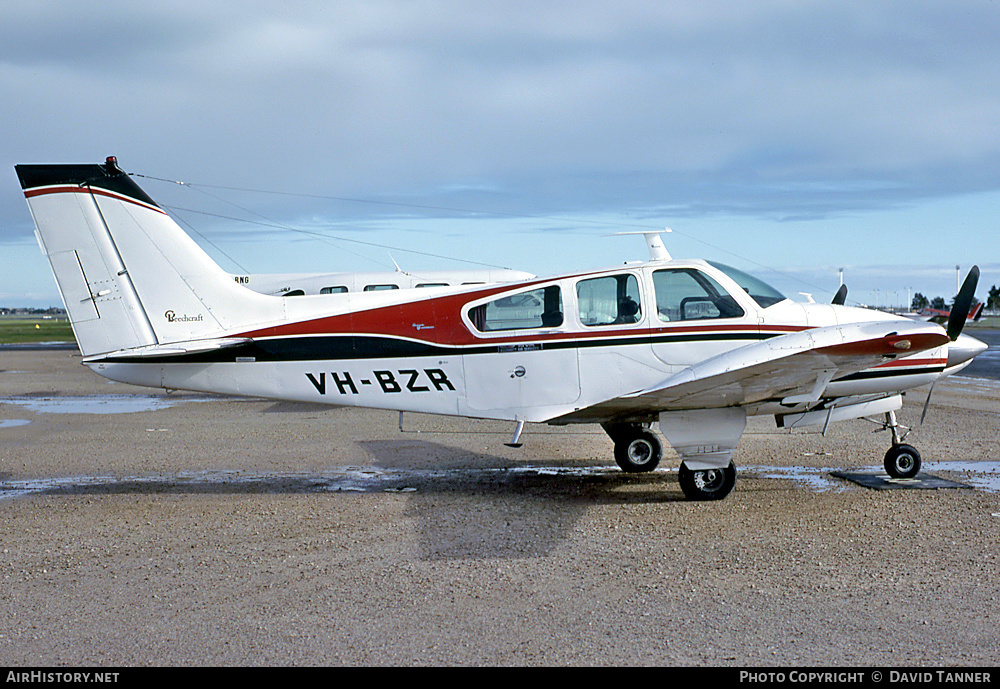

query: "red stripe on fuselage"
xmin=236 ymin=287 xmax=786 ymax=348
xmin=873 ymin=357 xmax=948 ymax=369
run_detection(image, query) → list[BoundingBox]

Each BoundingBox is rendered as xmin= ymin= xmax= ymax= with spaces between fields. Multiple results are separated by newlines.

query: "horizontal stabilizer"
xmin=83 ymin=338 xmax=252 ymax=363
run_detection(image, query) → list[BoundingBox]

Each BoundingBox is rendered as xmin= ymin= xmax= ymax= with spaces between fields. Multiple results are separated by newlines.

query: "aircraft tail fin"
xmin=971 ymin=301 xmax=984 ymax=322
xmin=15 ymin=157 xmax=282 ymax=357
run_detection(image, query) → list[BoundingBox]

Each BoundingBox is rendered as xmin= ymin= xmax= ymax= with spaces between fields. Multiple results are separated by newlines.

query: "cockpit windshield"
xmin=708 ymin=262 xmax=787 ymax=308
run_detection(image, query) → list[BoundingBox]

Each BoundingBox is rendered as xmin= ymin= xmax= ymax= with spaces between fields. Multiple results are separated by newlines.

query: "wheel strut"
xmin=885 ymin=410 xmax=903 ymax=446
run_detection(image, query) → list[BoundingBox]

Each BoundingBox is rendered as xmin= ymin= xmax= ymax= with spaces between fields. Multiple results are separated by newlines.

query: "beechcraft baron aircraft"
xmin=911 ymin=302 xmax=984 ymax=325
xmin=15 ymin=158 xmax=989 ymax=500
xmin=232 ymin=267 xmax=535 ymax=298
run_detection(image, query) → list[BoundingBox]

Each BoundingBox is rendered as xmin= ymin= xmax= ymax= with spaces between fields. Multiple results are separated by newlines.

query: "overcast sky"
xmin=3 ymin=1 xmax=998 ymax=308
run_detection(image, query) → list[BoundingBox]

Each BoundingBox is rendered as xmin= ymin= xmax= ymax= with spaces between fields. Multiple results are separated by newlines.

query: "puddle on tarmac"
xmin=924 ymin=461 xmax=1000 ymax=493
xmin=3 ymin=462 xmax=999 ymax=501
xmin=0 ymin=394 xmax=215 ymax=415
xmin=754 ymin=461 xmax=1000 ymax=493
xmin=752 ymin=465 xmax=848 ymax=492
xmin=0 ymin=419 xmax=31 ymax=428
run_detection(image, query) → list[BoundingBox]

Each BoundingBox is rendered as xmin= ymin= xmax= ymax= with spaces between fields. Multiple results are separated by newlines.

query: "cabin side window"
xmin=576 ymin=274 xmax=641 ymax=326
xmin=652 ymin=269 xmax=745 ymax=321
xmin=320 ymin=286 xmax=348 ymax=294
xmin=468 ymin=286 xmax=563 ymax=332
xmin=364 ymin=284 xmax=399 ymax=291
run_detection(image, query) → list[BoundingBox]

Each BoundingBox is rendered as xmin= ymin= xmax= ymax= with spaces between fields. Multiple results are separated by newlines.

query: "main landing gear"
xmin=602 ymin=423 xmax=662 ymax=473
xmin=678 ymin=461 xmax=737 ymax=501
xmin=601 ymin=422 xmax=738 ymax=500
xmin=882 ymin=410 xmax=922 ymax=479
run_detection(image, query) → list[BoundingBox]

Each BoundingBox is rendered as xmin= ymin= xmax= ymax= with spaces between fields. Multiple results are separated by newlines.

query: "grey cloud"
xmin=3 ymin=1 xmax=999 ymax=239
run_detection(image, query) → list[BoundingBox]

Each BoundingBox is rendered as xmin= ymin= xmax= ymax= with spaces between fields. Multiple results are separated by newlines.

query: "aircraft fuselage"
xmin=87 ymin=259 xmax=972 ymax=425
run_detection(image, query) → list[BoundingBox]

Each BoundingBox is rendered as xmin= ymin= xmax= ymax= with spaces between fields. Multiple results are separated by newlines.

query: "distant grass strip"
xmin=0 ymin=318 xmax=76 ymax=344
xmin=969 ymin=316 xmax=1000 ymax=329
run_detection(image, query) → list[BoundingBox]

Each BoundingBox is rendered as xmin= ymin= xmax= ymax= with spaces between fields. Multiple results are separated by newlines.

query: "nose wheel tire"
xmin=679 ymin=461 xmax=737 ymax=501
xmin=884 ymin=444 xmax=921 ymax=479
xmin=612 ymin=428 xmax=662 ymax=473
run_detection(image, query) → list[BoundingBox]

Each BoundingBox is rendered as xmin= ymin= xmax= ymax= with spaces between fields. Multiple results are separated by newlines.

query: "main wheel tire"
xmin=678 ymin=461 xmax=737 ymax=501
xmin=884 ymin=444 xmax=921 ymax=479
xmin=613 ymin=428 xmax=662 ymax=473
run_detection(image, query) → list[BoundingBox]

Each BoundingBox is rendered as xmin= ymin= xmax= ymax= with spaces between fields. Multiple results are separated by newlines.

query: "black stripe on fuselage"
xmin=97 ymin=330 xmax=775 ymax=364
xmin=835 ymin=366 xmax=946 ymax=381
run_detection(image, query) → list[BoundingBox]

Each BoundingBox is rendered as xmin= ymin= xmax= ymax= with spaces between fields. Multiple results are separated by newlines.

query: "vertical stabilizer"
xmin=15 ymin=158 xmax=283 ymax=357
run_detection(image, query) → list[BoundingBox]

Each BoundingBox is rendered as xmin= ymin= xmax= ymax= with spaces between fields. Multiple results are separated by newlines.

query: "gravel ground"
xmin=1 ymin=349 xmax=999 ymax=666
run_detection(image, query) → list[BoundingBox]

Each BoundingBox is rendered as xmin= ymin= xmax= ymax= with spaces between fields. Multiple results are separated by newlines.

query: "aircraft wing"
xmin=551 ymin=320 xmax=949 ymax=423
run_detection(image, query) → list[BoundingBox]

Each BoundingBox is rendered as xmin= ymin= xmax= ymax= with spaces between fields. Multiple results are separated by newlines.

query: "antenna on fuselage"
xmin=613 ymin=229 xmax=672 ymax=261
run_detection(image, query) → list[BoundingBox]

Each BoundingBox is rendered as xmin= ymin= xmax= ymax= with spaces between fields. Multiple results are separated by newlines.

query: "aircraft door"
xmin=573 ymin=272 xmax=657 ymax=404
xmin=649 ymin=267 xmax=754 ymax=367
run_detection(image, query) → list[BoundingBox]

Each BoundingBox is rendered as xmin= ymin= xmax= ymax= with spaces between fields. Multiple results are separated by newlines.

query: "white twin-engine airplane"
xmin=15 ymin=158 xmax=988 ymax=500
xmin=232 ymin=268 xmax=536 ymax=297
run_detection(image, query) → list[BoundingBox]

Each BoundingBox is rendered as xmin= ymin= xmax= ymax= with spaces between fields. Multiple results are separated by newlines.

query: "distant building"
xmin=0 ymin=307 xmax=67 ymax=316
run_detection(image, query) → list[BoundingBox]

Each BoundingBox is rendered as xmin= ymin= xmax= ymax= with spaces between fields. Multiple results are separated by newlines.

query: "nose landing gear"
xmin=882 ymin=410 xmax=922 ymax=479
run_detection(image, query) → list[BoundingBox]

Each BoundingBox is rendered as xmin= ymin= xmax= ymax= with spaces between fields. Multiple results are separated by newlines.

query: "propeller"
xmin=920 ymin=380 xmax=937 ymax=425
xmin=832 ymin=284 xmax=848 ymax=305
xmin=947 ymin=265 xmax=980 ymax=341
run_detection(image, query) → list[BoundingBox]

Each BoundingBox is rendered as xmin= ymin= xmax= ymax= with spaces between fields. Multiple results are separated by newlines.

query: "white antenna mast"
xmin=613 ymin=228 xmax=672 ymax=261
